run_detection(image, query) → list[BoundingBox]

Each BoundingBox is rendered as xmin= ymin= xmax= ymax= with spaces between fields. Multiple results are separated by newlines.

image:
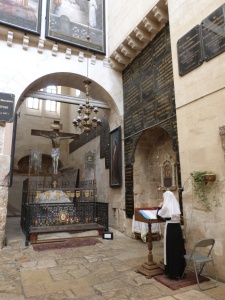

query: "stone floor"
xmin=1 ymin=217 xmax=225 ymax=300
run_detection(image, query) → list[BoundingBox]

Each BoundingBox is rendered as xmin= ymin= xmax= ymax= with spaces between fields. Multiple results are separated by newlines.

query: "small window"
xmin=27 ymin=97 xmax=39 ymax=109
xmin=45 ymin=100 xmax=56 ymax=112
xmin=45 ymin=85 xmax=57 ymax=112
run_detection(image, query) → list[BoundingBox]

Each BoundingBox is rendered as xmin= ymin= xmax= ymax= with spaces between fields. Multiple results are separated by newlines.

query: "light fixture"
xmin=72 ymin=0 xmax=101 ymax=135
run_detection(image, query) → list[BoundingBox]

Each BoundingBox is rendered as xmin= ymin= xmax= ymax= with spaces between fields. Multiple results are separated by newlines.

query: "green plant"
xmin=190 ymin=171 xmax=219 ymax=210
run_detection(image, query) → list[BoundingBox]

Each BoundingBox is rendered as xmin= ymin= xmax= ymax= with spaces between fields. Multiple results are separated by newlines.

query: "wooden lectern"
xmin=135 ymin=207 xmax=164 ymax=278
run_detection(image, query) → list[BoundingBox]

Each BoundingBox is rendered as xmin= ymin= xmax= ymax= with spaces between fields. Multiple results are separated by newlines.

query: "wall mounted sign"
xmin=0 ymin=93 xmax=15 ymax=123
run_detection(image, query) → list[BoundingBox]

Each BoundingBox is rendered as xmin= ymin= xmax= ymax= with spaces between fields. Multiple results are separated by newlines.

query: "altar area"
xmin=20 ymin=177 xmax=108 ymax=246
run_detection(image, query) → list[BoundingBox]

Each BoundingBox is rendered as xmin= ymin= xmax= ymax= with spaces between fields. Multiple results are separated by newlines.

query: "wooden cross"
xmin=31 ymin=120 xmax=79 ymax=140
xmin=53 ymin=180 xmax=57 ymax=188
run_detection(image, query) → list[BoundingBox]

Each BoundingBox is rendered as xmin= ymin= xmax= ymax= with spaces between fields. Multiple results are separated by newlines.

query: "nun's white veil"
xmin=158 ymin=190 xmax=181 ymax=219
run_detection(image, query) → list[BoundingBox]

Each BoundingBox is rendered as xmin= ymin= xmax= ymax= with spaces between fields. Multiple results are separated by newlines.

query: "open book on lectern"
xmin=138 ymin=210 xmax=157 ymax=220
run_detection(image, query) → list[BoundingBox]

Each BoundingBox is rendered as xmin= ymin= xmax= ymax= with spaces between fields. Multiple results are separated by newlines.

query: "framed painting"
xmin=45 ymin=0 xmax=106 ymax=54
xmin=109 ymin=126 xmax=122 ymax=188
xmin=0 ymin=0 xmax=42 ymax=35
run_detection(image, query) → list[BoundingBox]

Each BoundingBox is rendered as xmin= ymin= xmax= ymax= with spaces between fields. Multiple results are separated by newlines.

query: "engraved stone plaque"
xmin=201 ymin=4 xmax=225 ymax=61
xmin=177 ymin=25 xmax=203 ymax=76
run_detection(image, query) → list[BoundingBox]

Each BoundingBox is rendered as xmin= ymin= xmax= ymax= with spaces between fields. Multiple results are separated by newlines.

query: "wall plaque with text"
xmin=177 ymin=25 xmax=203 ymax=76
xmin=0 ymin=93 xmax=14 ymax=122
xmin=202 ymin=4 xmax=225 ymax=61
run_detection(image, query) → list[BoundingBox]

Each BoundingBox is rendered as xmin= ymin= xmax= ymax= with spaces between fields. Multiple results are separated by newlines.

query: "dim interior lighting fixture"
xmin=72 ymin=0 xmax=101 ymax=135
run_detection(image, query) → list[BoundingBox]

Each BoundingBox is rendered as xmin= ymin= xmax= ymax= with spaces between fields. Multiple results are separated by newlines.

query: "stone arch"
xmin=133 ymin=126 xmax=178 ymax=208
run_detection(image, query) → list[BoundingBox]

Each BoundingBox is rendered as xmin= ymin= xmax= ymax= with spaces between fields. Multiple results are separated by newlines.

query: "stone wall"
xmin=168 ymin=0 xmax=225 ymax=281
xmin=0 ymin=124 xmax=11 ymax=247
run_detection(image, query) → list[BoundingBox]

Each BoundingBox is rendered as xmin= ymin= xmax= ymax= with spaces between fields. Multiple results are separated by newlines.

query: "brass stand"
xmin=136 ymin=223 xmax=164 ymax=279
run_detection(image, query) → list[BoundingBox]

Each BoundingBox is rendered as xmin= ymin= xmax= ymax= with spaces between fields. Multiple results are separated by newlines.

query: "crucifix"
xmin=31 ymin=121 xmax=79 ymax=176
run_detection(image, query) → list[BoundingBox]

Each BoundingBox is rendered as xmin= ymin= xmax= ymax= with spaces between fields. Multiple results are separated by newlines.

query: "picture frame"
xmin=45 ymin=0 xmax=106 ymax=54
xmin=0 ymin=0 xmax=42 ymax=35
xmin=109 ymin=126 xmax=122 ymax=188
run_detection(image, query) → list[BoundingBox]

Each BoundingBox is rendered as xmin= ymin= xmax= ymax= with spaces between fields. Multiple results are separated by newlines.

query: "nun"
xmin=157 ymin=190 xmax=186 ymax=278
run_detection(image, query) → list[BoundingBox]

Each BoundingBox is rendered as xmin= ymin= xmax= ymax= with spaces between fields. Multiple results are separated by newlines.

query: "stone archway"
xmin=1 ymin=70 xmax=123 ymax=248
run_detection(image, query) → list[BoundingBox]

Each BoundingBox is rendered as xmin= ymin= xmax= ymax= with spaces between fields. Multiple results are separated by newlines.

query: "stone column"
xmin=0 ymin=124 xmax=10 ymax=248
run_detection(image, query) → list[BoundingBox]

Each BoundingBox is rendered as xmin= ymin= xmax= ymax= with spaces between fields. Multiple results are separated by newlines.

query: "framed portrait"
xmin=0 ymin=0 xmax=42 ymax=35
xmin=45 ymin=0 xmax=106 ymax=54
xmin=109 ymin=126 xmax=122 ymax=188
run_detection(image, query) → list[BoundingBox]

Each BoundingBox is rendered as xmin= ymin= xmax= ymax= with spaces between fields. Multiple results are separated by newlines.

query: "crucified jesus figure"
xmin=39 ymin=131 xmax=77 ymax=175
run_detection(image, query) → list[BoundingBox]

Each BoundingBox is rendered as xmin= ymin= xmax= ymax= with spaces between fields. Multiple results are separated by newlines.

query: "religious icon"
xmin=76 ymin=191 xmax=81 ymax=198
xmin=66 ymin=191 xmax=71 ymax=198
xmin=58 ymin=211 xmax=68 ymax=223
xmin=85 ymin=190 xmax=90 ymax=198
xmin=36 ymin=191 xmax=41 ymax=199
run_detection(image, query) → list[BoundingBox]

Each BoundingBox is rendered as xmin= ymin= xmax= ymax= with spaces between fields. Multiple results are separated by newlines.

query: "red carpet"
xmin=154 ymin=271 xmax=210 ymax=290
xmin=32 ymin=237 xmax=102 ymax=251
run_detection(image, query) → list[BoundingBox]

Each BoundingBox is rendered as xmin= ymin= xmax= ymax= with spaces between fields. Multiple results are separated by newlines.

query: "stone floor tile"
xmin=23 ymin=283 xmax=49 ymax=298
xmin=128 ymin=284 xmax=167 ymax=300
xmin=204 ymin=284 xmax=225 ymax=300
xmin=2 ymin=218 xmax=225 ymax=300
xmin=173 ymin=289 xmax=216 ymax=299
xmin=36 ymin=259 xmax=57 ymax=269
xmin=20 ymin=269 xmax=53 ymax=286
xmin=0 ymin=294 xmax=25 ymax=300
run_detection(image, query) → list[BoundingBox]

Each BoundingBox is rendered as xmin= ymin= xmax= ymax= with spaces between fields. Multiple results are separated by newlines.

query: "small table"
xmin=134 ymin=207 xmax=164 ymax=278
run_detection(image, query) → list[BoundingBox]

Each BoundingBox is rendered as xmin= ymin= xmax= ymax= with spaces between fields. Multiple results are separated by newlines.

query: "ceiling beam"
xmin=24 ymin=91 xmax=110 ymax=109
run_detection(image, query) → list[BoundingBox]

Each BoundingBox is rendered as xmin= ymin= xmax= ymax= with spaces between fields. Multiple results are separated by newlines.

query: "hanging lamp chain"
xmin=72 ymin=0 xmax=101 ymax=135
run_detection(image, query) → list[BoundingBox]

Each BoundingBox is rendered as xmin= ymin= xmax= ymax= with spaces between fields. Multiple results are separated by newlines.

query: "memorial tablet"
xmin=125 ymin=165 xmax=133 ymax=188
xmin=124 ymin=114 xmax=133 ymax=137
xmin=144 ymin=98 xmax=156 ymax=128
xmin=125 ymin=190 xmax=134 ymax=218
xmin=132 ymin=107 xmax=143 ymax=133
xmin=201 ymin=3 xmax=225 ymax=61
xmin=177 ymin=25 xmax=203 ymax=76
xmin=153 ymin=29 xmax=167 ymax=63
xmin=155 ymin=87 xmax=172 ymax=122
xmin=154 ymin=52 xmax=173 ymax=91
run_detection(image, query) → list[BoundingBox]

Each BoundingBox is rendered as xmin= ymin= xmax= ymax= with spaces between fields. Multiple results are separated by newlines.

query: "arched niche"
xmin=133 ymin=127 xmax=177 ymax=209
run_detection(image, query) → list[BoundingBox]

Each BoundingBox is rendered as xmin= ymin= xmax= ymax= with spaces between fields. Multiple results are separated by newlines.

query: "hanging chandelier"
xmin=72 ymin=0 xmax=101 ymax=135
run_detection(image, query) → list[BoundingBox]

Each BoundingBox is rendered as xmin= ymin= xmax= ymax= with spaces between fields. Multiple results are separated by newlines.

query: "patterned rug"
xmin=32 ymin=237 xmax=102 ymax=251
xmin=154 ymin=271 xmax=210 ymax=290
